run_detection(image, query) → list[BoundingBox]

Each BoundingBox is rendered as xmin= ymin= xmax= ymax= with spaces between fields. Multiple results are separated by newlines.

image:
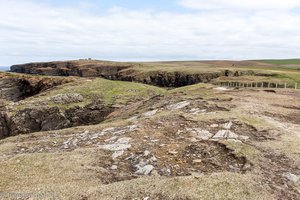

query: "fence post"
xmin=268 ymin=82 xmax=270 ymax=88
xmin=285 ymin=83 xmax=287 ymax=89
xmin=296 ymin=83 xmax=298 ymax=90
xmin=261 ymin=82 xmax=264 ymax=88
xmin=276 ymin=83 xmax=278 ymax=88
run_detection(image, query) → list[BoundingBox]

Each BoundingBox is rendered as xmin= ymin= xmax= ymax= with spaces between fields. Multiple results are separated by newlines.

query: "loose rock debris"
xmin=97 ymin=139 xmax=249 ymax=184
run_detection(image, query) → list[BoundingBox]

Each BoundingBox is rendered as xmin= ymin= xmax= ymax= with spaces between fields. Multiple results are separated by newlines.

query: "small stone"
xmin=63 ymin=138 xmax=71 ymax=145
xmin=127 ymin=116 xmax=138 ymax=121
xmin=168 ymin=150 xmax=178 ymax=155
xmin=160 ymin=168 xmax=172 ymax=176
xmin=144 ymin=109 xmax=158 ymax=117
xmin=111 ymin=165 xmax=118 ymax=170
xmin=223 ymin=121 xmax=233 ymax=129
xmin=190 ymin=172 xmax=203 ymax=178
xmin=213 ymin=130 xmax=239 ymax=139
xmin=190 ymin=108 xmax=206 ymax=115
xmin=283 ymin=172 xmax=299 ymax=183
xmin=144 ymin=150 xmax=151 ymax=156
xmin=101 ymin=127 xmax=116 ymax=135
xmin=135 ymin=165 xmax=154 ymax=175
xmin=188 ymin=128 xmax=213 ymax=140
xmin=167 ymin=101 xmax=190 ymax=110
xmin=116 ymin=137 xmax=131 ymax=144
xmin=226 ymin=131 xmax=239 ymax=139
xmin=100 ymin=143 xmax=131 ymax=151
xmin=150 ymin=156 xmax=157 ymax=162
xmin=105 ymin=136 xmax=117 ymax=143
xmin=99 ymin=137 xmax=132 ymax=151
xmin=90 ymin=134 xmax=99 ymax=140
xmin=72 ymin=138 xmax=78 ymax=146
xmin=242 ymin=162 xmax=252 ymax=171
xmin=210 ymin=124 xmax=219 ymax=128
xmin=239 ymin=135 xmax=250 ymax=140
xmin=193 ymin=159 xmax=202 ymax=163
xmin=112 ymin=150 xmax=124 ymax=159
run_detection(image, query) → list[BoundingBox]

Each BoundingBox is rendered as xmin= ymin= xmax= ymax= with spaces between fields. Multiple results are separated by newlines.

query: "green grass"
xmin=17 ymin=78 xmax=166 ymax=110
xmin=258 ymin=59 xmax=300 ymax=66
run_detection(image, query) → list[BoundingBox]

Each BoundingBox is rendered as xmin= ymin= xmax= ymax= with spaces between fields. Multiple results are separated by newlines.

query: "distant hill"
xmin=256 ymin=59 xmax=300 ymax=65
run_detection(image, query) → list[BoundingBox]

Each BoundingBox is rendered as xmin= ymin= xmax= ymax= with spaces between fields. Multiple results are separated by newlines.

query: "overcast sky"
xmin=1 ymin=0 xmax=300 ymax=66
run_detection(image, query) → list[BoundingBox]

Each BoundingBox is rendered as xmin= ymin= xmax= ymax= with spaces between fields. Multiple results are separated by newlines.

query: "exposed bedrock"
xmin=0 ymin=102 xmax=113 ymax=139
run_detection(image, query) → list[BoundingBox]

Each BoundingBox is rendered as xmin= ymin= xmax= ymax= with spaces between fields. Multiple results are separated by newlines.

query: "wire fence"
xmin=218 ymin=81 xmax=299 ymax=90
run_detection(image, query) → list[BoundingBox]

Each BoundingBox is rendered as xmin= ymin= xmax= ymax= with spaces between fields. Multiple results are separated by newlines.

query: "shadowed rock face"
xmin=116 ymin=70 xmax=255 ymax=87
xmin=11 ymin=61 xmax=256 ymax=87
xmin=0 ymin=102 xmax=113 ymax=138
xmin=0 ymin=112 xmax=9 ymax=138
xmin=0 ymin=74 xmax=73 ymax=101
xmin=11 ymin=61 xmax=132 ymax=78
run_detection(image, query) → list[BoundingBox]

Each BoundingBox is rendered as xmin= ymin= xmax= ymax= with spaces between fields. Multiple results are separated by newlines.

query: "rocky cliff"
xmin=0 ymin=101 xmax=113 ymax=138
xmin=11 ymin=60 xmax=132 ymax=78
xmin=11 ymin=60 xmax=256 ymax=87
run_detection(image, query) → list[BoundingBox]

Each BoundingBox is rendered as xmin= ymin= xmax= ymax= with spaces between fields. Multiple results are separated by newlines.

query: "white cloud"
xmin=0 ymin=0 xmax=300 ymax=65
xmin=178 ymin=0 xmax=300 ymax=10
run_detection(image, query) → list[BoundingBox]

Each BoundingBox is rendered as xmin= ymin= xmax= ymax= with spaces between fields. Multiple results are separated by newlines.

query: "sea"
xmin=0 ymin=66 xmax=10 ymax=72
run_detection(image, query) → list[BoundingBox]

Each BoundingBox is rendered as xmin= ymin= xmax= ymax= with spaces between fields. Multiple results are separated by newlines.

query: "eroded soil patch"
xmin=98 ymin=140 xmax=248 ymax=184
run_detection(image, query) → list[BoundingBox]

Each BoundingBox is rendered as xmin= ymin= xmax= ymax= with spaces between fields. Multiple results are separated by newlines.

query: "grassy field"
xmin=257 ymin=59 xmax=300 ymax=65
xmin=132 ymin=60 xmax=300 ymax=84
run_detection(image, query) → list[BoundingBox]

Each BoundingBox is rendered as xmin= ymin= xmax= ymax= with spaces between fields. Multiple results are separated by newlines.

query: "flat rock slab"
xmin=283 ymin=172 xmax=299 ymax=183
xmin=167 ymin=101 xmax=190 ymax=110
xmin=135 ymin=165 xmax=154 ymax=175
xmin=99 ymin=137 xmax=132 ymax=151
xmin=187 ymin=128 xmax=213 ymax=140
xmin=212 ymin=130 xmax=239 ymax=139
xmin=143 ymin=109 xmax=158 ymax=117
